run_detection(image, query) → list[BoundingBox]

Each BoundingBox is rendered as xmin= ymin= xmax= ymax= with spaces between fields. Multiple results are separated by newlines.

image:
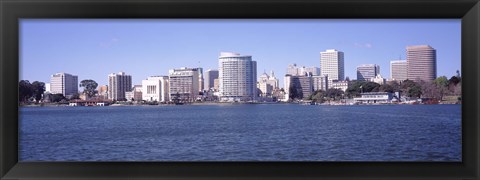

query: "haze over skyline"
xmin=20 ymin=19 xmax=461 ymax=88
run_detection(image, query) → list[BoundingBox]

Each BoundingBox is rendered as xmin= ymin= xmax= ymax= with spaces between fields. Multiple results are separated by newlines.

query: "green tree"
xmin=31 ymin=81 xmax=46 ymax=103
xmin=288 ymin=86 xmax=300 ymax=100
xmin=70 ymin=92 xmax=80 ymax=100
xmin=325 ymin=88 xmax=344 ymax=101
xmin=51 ymin=93 xmax=66 ymax=102
xmin=79 ymin=79 xmax=98 ymax=98
xmin=408 ymin=85 xmax=422 ymax=98
xmin=434 ymin=76 xmax=449 ymax=100
xmin=19 ymin=80 xmax=33 ymax=103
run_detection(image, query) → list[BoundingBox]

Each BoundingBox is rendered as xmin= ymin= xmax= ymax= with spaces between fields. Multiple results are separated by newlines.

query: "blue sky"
xmin=20 ymin=19 xmax=461 ymax=88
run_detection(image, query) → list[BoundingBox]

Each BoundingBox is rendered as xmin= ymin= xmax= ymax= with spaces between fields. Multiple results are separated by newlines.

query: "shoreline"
xmin=20 ymin=101 xmax=461 ymax=107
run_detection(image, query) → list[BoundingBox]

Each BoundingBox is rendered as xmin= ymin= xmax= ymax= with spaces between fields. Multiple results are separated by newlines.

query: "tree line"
xmin=19 ymin=79 xmax=99 ymax=104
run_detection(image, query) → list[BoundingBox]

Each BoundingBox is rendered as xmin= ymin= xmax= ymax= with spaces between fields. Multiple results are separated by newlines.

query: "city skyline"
xmin=20 ymin=19 xmax=461 ymax=88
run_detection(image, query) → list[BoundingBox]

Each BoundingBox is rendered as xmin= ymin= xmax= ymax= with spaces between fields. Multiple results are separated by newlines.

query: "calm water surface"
xmin=19 ymin=104 xmax=461 ymax=161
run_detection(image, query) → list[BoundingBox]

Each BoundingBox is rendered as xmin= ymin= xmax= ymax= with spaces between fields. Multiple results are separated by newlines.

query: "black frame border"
xmin=1 ymin=0 xmax=479 ymax=179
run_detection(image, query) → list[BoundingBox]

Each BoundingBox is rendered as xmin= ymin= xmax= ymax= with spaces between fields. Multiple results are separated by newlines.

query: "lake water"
xmin=19 ymin=104 xmax=461 ymax=161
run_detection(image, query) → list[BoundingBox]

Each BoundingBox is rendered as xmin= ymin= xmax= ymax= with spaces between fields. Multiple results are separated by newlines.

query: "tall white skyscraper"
xmin=407 ymin=45 xmax=437 ymax=81
xmin=390 ymin=60 xmax=407 ymax=81
xmin=320 ymin=49 xmax=345 ymax=83
xmin=169 ymin=67 xmax=200 ymax=101
xmin=50 ymin=72 xmax=78 ymax=97
xmin=357 ymin=64 xmax=380 ymax=81
xmin=108 ymin=72 xmax=132 ymax=101
xmin=142 ymin=76 xmax=169 ymax=102
xmin=218 ymin=52 xmax=257 ymax=102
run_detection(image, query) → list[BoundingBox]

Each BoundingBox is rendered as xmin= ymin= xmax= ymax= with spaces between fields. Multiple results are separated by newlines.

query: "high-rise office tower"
xmin=390 ymin=60 xmax=407 ymax=81
xmin=218 ymin=52 xmax=257 ymax=102
xmin=320 ymin=49 xmax=345 ymax=82
xmin=357 ymin=64 xmax=380 ymax=81
xmin=406 ymin=45 xmax=437 ymax=81
xmin=108 ymin=71 xmax=132 ymax=101
xmin=204 ymin=69 xmax=219 ymax=91
xmin=169 ymin=67 xmax=200 ymax=102
xmin=50 ymin=72 xmax=78 ymax=97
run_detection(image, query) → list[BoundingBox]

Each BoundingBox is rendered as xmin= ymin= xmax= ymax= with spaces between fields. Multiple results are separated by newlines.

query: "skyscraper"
xmin=108 ymin=72 xmax=132 ymax=101
xmin=390 ymin=60 xmax=407 ymax=81
xmin=169 ymin=67 xmax=200 ymax=102
xmin=357 ymin=64 xmax=380 ymax=81
xmin=257 ymin=70 xmax=279 ymax=97
xmin=320 ymin=49 xmax=345 ymax=83
xmin=197 ymin=68 xmax=204 ymax=92
xmin=284 ymin=74 xmax=313 ymax=100
xmin=218 ymin=52 xmax=257 ymax=102
xmin=204 ymin=69 xmax=219 ymax=91
xmin=406 ymin=45 xmax=437 ymax=81
xmin=50 ymin=72 xmax=78 ymax=97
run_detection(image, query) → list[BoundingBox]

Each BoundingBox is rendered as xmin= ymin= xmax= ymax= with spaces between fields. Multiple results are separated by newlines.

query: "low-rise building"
xmin=126 ymin=85 xmax=143 ymax=102
xmin=353 ymin=92 xmax=400 ymax=104
xmin=331 ymin=80 xmax=349 ymax=92
xmin=142 ymin=76 xmax=169 ymax=102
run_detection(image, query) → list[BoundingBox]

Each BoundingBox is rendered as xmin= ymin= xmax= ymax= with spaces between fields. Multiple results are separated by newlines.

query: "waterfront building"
xmin=312 ymin=74 xmax=329 ymax=91
xmin=50 ymin=72 xmax=78 ymax=97
xmin=353 ymin=92 xmax=399 ymax=104
xmin=371 ymin=74 xmax=386 ymax=85
xmin=218 ymin=52 xmax=257 ymax=102
xmin=284 ymin=74 xmax=313 ymax=99
xmin=169 ymin=67 xmax=200 ymax=102
xmin=257 ymin=70 xmax=279 ymax=97
xmin=204 ymin=69 xmax=219 ymax=91
xmin=331 ymin=80 xmax=349 ymax=92
xmin=142 ymin=76 xmax=169 ymax=102
xmin=108 ymin=72 xmax=132 ymax=101
xmin=126 ymin=85 xmax=143 ymax=102
xmin=320 ymin=49 xmax=345 ymax=84
xmin=357 ymin=64 xmax=380 ymax=81
xmin=390 ymin=60 xmax=407 ymax=82
xmin=407 ymin=45 xmax=437 ymax=81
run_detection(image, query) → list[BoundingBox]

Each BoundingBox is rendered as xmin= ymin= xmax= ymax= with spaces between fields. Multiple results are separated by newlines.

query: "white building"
xmin=331 ymin=80 xmax=349 ymax=92
xmin=125 ymin=85 xmax=143 ymax=102
xmin=45 ymin=83 xmax=51 ymax=93
xmin=357 ymin=64 xmax=380 ymax=81
xmin=142 ymin=76 xmax=169 ymax=102
xmin=50 ymin=72 xmax=78 ymax=97
xmin=354 ymin=92 xmax=396 ymax=104
xmin=286 ymin=64 xmax=301 ymax=76
xmin=303 ymin=67 xmax=321 ymax=76
xmin=169 ymin=67 xmax=200 ymax=102
xmin=390 ymin=60 xmax=407 ymax=82
xmin=197 ymin=68 xmax=204 ymax=92
xmin=108 ymin=72 xmax=132 ymax=101
xmin=218 ymin=52 xmax=257 ymax=102
xmin=257 ymin=70 xmax=279 ymax=97
xmin=371 ymin=74 xmax=386 ymax=85
xmin=320 ymin=49 xmax=345 ymax=84
xmin=312 ymin=74 xmax=328 ymax=91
